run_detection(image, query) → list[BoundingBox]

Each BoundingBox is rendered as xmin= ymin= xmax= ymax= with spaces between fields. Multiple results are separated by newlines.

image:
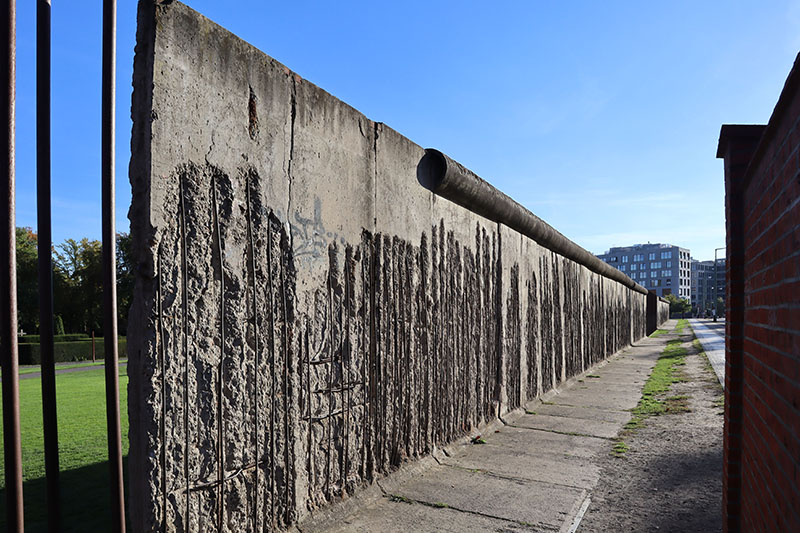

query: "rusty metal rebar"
xmin=102 ymin=0 xmax=126 ymax=530
xmin=37 ymin=1 xmax=61 ymax=529
xmin=1 ymin=0 xmax=24 ymax=530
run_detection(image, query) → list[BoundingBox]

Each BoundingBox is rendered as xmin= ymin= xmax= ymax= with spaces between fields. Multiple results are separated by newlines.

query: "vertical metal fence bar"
xmin=102 ymin=0 xmax=125 ymax=531
xmin=36 ymin=1 xmax=61 ymax=530
xmin=1 ymin=0 xmax=24 ymax=530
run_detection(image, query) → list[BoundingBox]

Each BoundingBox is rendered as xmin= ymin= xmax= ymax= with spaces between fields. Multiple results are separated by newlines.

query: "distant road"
xmin=689 ymin=319 xmax=725 ymax=388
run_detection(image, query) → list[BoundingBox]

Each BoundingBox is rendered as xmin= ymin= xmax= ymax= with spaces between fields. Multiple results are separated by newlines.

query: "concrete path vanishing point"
xmin=689 ymin=319 xmax=725 ymax=388
xmin=298 ymin=321 xmax=679 ymax=533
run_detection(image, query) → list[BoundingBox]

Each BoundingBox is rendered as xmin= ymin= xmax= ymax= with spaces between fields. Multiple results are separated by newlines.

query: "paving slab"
xmin=547 ymin=387 xmax=643 ymax=411
xmin=511 ymin=413 xmax=622 ymax=439
xmin=320 ymin=498 xmax=537 ymax=533
xmin=440 ymin=442 xmax=601 ymax=489
xmin=461 ymin=425 xmax=609 ymax=459
xmin=382 ymin=464 xmax=585 ymax=530
xmin=530 ymin=403 xmax=632 ymax=424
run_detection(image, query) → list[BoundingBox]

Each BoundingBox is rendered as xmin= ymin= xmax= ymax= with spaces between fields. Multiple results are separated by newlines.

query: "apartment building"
xmin=691 ymin=258 xmax=726 ymax=314
xmin=596 ymin=243 xmax=692 ymax=299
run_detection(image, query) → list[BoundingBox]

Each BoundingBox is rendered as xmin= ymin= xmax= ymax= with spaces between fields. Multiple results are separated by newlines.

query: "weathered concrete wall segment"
xmin=128 ymin=2 xmax=654 ymax=531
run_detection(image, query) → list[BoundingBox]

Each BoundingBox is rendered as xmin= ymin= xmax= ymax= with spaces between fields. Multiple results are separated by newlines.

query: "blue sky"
xmin=11 ymin=1 xmax=800 ymax=260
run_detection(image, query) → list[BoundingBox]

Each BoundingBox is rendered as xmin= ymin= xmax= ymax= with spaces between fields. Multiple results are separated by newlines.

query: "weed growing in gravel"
xmin=664 ymin=395 xmax=690 ymax=413
xmin=691 ymin=337 xmax=723 ymax=385
xmin=713 ymin=394 xmax=725 ymax=409
xmin=650 ymin=329 xmax=668 ymax=337
xmin=625 ymin=338 xmax=688 ymax=431
xmin=611 ymin=441 xmax=629 ymax=457
xmin=676 ymin=319 xmax=689 ymax=333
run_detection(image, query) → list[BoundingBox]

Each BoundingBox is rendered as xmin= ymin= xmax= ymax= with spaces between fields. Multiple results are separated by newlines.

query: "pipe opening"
xmin=416 ymin=149 xmax=447 ymax=191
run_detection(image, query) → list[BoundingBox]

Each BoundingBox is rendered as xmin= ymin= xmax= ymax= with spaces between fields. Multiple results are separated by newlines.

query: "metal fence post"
xmin=1 ymin=0 xmax=25 ymax=530
xmin=37 ymin=0 xmax=61 ymax=529
xmin=102 ymin=0 xmax=126 ymax=530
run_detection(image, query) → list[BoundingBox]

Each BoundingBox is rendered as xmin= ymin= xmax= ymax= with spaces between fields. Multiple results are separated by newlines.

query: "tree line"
xmin=15 ymin=227 xmax=134 ymax=337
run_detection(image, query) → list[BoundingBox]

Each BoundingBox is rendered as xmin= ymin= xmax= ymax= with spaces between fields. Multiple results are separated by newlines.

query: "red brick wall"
xmin=718 ymin=54 xmax=800 ymax=533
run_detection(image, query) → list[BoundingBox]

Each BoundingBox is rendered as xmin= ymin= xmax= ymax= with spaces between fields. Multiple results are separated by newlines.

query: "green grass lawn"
xmin=0 ymin=367 xmax=129 ymax=531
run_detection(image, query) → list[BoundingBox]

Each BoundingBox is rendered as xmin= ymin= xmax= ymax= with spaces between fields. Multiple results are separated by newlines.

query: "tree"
xmin=12 ymin=229 xmax=132 ymax=336
xmin=664 ymin=293 xmax=691 ymax=316
xmin=54 ymin=314 xmax=65 ymax=336
xmin=54 ymin=238 xmax=103 ymax=334
xmin=116 ymin=232 xmax=134 ymax=336
xmin=51 ymin=233 xmax=133 ymax=335
xmin=15 ymin=227 xmax=39 ymax=334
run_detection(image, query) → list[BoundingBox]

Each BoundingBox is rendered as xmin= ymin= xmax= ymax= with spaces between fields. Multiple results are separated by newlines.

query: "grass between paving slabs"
xmin=612 ymin=331 xmax=690 ymax=457
xmin=0 ymin=367 xmax=129 ymax=530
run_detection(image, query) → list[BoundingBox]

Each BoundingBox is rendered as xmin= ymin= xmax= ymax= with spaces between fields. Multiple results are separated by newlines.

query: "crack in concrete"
xmin=439 ymin=462 xmax=589 ymax=493
xmin=205 ymin=129 xmax=216 ymax=165
xmin=387 ymin=492 xmax=559 ymax=532
xmin=286 ymin=76 xmax=297 ymax=235
xmin=372 ymin=121 xmax=380 ymax=229
xmin=506 ymin=424 xmax=616 ymax=441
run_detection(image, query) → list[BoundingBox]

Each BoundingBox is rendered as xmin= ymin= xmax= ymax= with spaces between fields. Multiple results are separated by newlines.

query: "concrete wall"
xmin=717 ymin=53 xmax=800 ymax=533
xmin=658 ymin=298 xmax=669 ymax=326
xmin=128 ymin=2 xmax=654 ymax=530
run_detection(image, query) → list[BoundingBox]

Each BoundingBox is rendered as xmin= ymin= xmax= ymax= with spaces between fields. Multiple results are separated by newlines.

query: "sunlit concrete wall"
xmin=127 ymin=2 xmax=653 ymax=530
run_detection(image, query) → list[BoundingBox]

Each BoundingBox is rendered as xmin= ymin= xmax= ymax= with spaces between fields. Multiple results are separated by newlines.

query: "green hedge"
xmin=18 ymin=338 xmax=127 ymax=365
xmin=18 ymin=334 xmax=90 ymax=344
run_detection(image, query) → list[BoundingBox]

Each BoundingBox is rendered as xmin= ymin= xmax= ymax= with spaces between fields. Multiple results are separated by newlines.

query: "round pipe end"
xmin=417 ymin=148 xmax=447 ymax=192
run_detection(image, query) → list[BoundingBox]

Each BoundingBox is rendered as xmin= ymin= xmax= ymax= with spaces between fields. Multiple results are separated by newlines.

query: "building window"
xmin=661 ymin=251 xmax=672 ymax=259
xmin=651 ymin=279 xmax=658 ymax=287
xmin=622 ymin=256 xmax=629 ymax=263
xmin=633 ymin=254 xmax=643 ymax=262
xmin=666 ymin=261 xmax=671 ymax=268
xmin=648 ymin=253 xmax=656 ymax=260
xmin=666 ymin=278 xmax=671 ymax=285
xmin=620 ymin=265 xmax=626 ymax=272
xmin=651 ymin=271 xmax=657 ymax=278
xmin=609 ymin=256 xmax=617 ymax=263
xmin=631 ymin=264 xmax=637 ymax=271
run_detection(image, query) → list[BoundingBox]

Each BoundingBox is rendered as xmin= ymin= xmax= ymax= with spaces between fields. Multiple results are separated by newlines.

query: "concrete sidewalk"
xmin=298 ymin=321 xmax=678 ymax=533
xmin=689 ymin=319 xmax=725 ymax=388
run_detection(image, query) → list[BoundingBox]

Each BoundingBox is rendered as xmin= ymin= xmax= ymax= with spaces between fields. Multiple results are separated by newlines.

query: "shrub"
xmin=18 ymin=338 xmax=127 ymax=365
xmin=18 ymin=334 xmax=91 ymax=344
xmin=54 ymin=315 xmax=65 ymax=336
